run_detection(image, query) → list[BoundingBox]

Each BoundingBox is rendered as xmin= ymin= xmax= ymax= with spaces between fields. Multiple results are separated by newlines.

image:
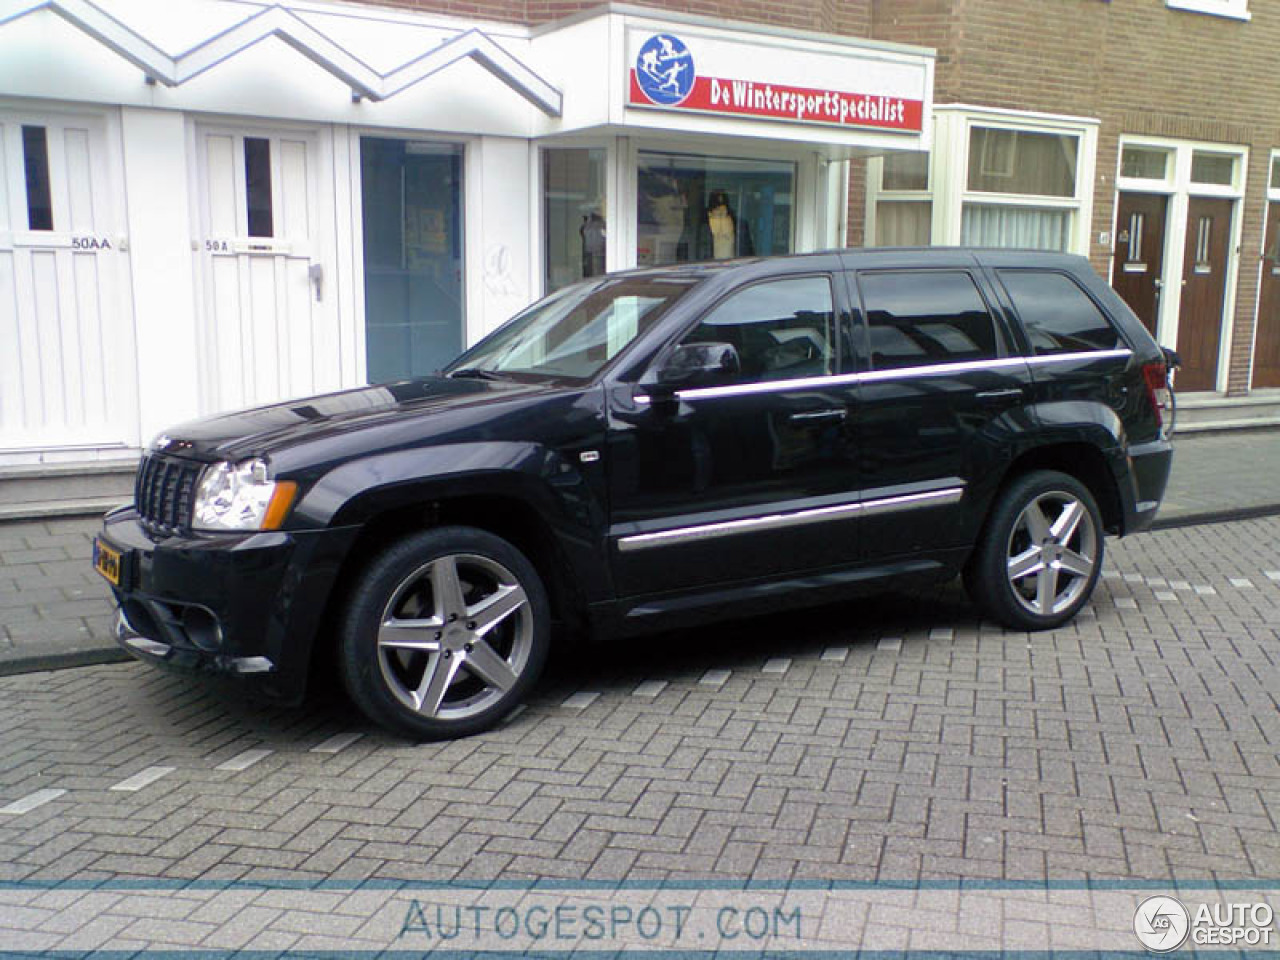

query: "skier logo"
xmin=635 ymin=34 xmax=695 ymax=106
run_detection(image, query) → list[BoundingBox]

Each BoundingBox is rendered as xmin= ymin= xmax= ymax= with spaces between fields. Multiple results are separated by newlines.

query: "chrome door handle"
xmin=790 ymin=408 xmax=847 ymax=423
xmin=974 ymin=388 xmax=1024 ymax=401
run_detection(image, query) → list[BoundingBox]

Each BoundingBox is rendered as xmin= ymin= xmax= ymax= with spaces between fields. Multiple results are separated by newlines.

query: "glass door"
xmin=360 ymin=138 xmax=464 ymax=382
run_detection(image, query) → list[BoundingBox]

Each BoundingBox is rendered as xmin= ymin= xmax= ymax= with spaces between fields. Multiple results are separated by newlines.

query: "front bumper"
xmin=99 ymin=507 xmax=360 ymax=703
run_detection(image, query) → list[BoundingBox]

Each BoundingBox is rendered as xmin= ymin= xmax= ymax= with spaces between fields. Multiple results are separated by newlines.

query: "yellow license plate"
xmin=93 ymin=538 xmax=122 ymax=586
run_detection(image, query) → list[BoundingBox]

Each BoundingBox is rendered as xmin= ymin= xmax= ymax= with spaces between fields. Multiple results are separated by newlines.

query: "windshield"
xmin=447 ymin=276 xmax=700 ymax=380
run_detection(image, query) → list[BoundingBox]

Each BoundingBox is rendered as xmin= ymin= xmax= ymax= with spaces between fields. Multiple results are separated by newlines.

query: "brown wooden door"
xmin=1176 ymin=196 xmax=1233 ymax=392
xmin=1255 ymin=201 xmax=1280 ymax=388
xmin=1112 ymin=192 xmax=1167 ymax=337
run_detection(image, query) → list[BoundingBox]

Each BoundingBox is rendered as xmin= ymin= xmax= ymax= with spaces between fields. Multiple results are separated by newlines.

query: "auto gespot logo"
xmin=628 ymin=33 xmax=924 ymax=132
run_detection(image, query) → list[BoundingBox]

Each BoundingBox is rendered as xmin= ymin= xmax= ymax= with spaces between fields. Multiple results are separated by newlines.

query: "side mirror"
xmin=657 ymin=342 xmax=741 ymax=388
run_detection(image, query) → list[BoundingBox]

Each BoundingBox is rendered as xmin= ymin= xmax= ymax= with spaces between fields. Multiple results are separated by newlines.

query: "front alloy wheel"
xmin=340 ymin=527 xmax=550 ymax=740
xmin=969 ymin=470 xmax=1104 ymax=631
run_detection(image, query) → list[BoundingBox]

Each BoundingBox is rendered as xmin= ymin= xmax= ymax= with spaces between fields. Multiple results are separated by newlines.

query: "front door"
xmin=192 ymin=124 xmax=342 ymax=415
xmin=607 ymin=266 xmax=860 ymax=598
xmin=1255 ymin=201 xmax=1280 ymax=389
xmin=1175 ymin=196 xmax=1233 ymax=392
xmin=1112 ymin=192 xmax=1167 ymax=337
xmin=0 ymin=108 xmax=138 ymax=455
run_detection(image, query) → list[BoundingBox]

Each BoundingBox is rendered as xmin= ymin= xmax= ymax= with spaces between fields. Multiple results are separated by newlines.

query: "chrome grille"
xmin=135 ymin=454 xmax=203 ymax=534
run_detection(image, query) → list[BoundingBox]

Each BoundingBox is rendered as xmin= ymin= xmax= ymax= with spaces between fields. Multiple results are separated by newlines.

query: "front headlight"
xmin=192 ymin=459 xmax=296 ymax=532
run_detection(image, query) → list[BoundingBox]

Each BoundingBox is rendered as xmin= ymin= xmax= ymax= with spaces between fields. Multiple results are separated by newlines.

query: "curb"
xmin=1151 ymin=503 xmax=1280 ymax=531
xmin=0 ymin=647 xmax=131 ymax=679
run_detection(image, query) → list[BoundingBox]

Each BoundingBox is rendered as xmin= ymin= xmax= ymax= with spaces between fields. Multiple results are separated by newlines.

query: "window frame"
xmin=929 ymin=106 xmax=1099 ymax=256
xmin=849 ymin=267 xmax=1010 ymax=373
xmin=994 ymin=268 xmax=1129 ymax=357
xmin=672 ymin=272 xmax=841 ymax=386
xmin=865 ymin=151 xmax=934 ymax=248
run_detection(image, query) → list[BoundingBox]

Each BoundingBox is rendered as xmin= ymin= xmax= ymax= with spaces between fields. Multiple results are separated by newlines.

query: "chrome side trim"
xmin=616 ymin=486 xmax=964 ymax=552
xmin=634 ymin=349 xmax=1133 ymax=405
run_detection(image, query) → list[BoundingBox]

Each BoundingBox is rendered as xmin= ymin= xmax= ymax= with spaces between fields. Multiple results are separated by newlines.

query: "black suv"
xmin=95 ymin=249 xmax=1174 ymax=740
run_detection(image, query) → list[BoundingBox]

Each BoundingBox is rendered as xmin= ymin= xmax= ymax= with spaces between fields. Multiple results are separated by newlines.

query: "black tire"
xmin=338 ymin=526 xmax=550 ymax=741
xmin=968 ymin=470 xmax=1104 ymax=631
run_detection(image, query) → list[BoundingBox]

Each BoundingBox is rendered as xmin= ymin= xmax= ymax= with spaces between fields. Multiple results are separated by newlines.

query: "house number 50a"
xmin=204 ymin=239 xmax=230 ymax=252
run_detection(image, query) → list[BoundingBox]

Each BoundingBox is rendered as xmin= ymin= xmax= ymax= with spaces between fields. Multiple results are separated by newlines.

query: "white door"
xmin=192 ymin=123 xmax=342 ymax=414
xmin=0 ymin=107 xmax=138 ymax=455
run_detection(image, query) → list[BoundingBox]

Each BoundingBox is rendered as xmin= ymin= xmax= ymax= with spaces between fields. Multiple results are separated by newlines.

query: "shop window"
xmin=1121 ymin=147 xmax=1170 ymax=181
xmin=1191 ymin=151 xmax=1236 ymax=186
xmin=857 ymin=271 xmax=998 ymax=370
xmin=21 ymin=125 xmax=53 ymax=231
xmin=244 ymin=137 xmax=273 ymax=238
xmin=543 ymin=148 xmax=606 ymax=293
xmin=872 ymin=153 xmax=932 ymax=247
xmin=998 ymin=270 xmax=1123 ymax=355
xmin=681 ymin=276 xmax=834 ymax=385
xmin=360 ymin=138 xmax=464 ymax=383
xmin=636 ymin=152 xmax=793 ymax=267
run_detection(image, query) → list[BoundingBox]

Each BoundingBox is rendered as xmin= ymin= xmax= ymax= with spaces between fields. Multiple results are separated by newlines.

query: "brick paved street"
xmin=1 ymin=517 xmax=1277 ymax=897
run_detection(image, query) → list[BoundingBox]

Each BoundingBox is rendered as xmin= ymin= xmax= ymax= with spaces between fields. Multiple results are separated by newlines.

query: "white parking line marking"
xmin=0 ymin=789 xmax=66 ymax=815
xmin=310 ymin=732 xmax=363 ymax=754
xmin=762 ymin=658 xmax=791 ymax=674
xmin=561 ymin=691 xmax=599 ymax=709
xmin=632 ymin=681 xmax=667 ymax=698
xmin=1194 ymin=585 xmax=1217 ymax=596
xmin=110 ymin=767 xmax=175 ymax=792
xmin=1115 ymin=598 xmax=1138 ymax=610
xmin=878 ymin=637 xmax=903 ymax=651
xmin=821 ymin=646 xmax=849 ymax=662
xmin=929 ymin=628 xmax=953 ymax=641
xmin=1229 ymin=578 xmax=1254 ymax=589
xmin=1145 ymin=576 xmax=1167 ymax=587
xmin=699 ymin=669 xmax=731 ymax=687
xmin=1168 ymin=580 xmax=1191 ymax=591
xmin=1154 ymin=591 xmax=1177 ymax=602
xmin=1265 ymin=571 xmax=1280 ymax=582
xmin=1123 ymin=574 xmax=1144 ymax=584
xmin=215 ymin=749 xmax=273 ymax=772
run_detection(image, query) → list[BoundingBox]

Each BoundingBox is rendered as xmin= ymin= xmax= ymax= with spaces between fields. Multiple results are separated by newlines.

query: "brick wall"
xmin=362 ymin=0 xmax=871 ymax=32
xmin=873 ymin=0 xmax=1280 ymax=393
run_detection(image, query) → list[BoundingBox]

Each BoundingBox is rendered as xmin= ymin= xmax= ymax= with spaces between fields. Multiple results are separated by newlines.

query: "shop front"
xmin=0 ymin=0 xmax=932 ymax=468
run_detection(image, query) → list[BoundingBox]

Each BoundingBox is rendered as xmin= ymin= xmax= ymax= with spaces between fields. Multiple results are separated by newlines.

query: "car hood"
xmin=156 ymin=376 xmax=553 ymax=462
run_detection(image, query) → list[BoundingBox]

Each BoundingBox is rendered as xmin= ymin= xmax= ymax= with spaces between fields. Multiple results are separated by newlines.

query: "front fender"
xmin=291 ymin=442 xmax=612 ymax=604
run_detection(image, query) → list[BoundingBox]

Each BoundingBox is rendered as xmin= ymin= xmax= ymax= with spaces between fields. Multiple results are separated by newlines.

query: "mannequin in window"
xmin=696 ymin=190 xmax=754 ymax=261
xmin=579 ymin=210 xmax=606 ymax=278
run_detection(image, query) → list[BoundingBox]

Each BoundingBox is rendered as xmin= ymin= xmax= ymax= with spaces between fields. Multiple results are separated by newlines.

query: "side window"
xmin=998 ymin=270 xmax=1124 ymax=355
xmin=681 ymin=276 xmax=835 ymax=385
xmin=857 ymin=271 xmax=998 ymax=370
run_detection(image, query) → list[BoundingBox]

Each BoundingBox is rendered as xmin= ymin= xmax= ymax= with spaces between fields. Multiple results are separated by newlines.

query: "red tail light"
xmin=1142 ymin=361 xmax=1171 ymax=430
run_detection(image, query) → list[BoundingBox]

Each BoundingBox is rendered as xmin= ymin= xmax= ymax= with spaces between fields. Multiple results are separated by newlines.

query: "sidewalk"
xmin=1 ymin=427 xmax=1278 ymax=676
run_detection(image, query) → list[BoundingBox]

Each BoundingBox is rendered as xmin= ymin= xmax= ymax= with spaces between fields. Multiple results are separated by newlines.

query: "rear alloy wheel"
xmin=339 ymin=526 xmax=549 ymax=740
xmin=969 ymin=471 xmax=1104 ymax=631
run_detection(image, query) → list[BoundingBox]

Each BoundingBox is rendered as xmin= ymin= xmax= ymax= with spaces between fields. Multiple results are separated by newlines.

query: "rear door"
xmin=845 ymin=256 xmax=1033 ymax=561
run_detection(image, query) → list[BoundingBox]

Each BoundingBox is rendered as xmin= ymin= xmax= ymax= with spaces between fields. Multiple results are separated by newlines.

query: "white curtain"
xmin=961 ymin=204 xmax=1071 ymax=251
xmin=875 ymin=201 xmax=932 ymax=246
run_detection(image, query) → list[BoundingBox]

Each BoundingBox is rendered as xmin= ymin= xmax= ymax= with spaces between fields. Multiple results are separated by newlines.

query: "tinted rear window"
xmin=857 ymin=270 xmax=999 ymax=370
xmin=998 ymin=270 xmax=1123 ymax=355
